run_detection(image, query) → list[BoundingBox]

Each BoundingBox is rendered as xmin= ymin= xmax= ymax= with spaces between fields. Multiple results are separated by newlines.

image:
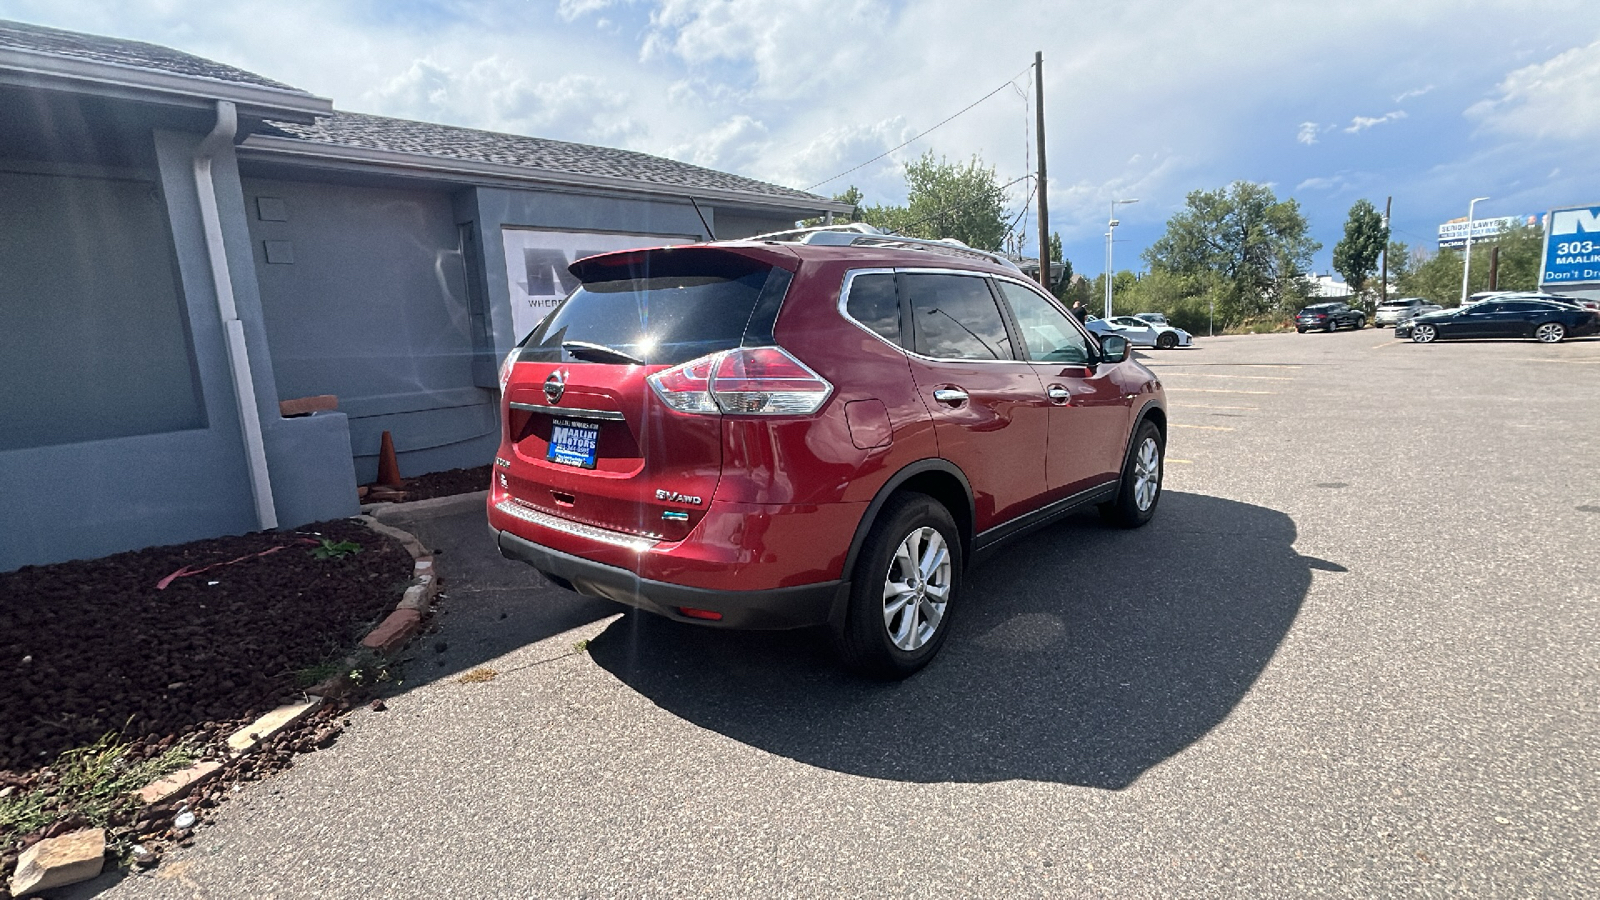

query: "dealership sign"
xmin=1541 ymin=204 xmax=1600 ymax=288
xmin=1436 ymin=214 xmax=1540 ymax=248
xmin=501 ymin=228 xmax=691 ymax=340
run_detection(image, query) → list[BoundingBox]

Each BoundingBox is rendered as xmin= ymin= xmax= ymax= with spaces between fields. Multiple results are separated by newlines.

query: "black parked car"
xmin=1296 ymin=302 xmax=1366 ymax=332
xmin=1396 ymin=299 xmax=1600 ymax=344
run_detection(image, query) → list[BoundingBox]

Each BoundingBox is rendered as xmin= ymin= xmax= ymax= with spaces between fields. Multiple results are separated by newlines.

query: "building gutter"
xmin=195 ymin=100 xmax=277 ymax=530
xmin=0 ymin=46 xmax=331 ymax=122
xmin=237 ymin=135 xmax=855 ymax=217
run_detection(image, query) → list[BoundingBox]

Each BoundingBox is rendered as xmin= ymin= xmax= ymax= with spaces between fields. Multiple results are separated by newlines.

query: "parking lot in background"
xmin=100 ymin=330 xmax=1599 ymax=898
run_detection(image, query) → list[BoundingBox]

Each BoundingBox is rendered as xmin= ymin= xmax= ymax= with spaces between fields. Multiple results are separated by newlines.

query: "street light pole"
xmin=1105 ymin=198 xmax=1139 ymax=318
xmin=1459 ymin=196 xmax=1489 ymax=306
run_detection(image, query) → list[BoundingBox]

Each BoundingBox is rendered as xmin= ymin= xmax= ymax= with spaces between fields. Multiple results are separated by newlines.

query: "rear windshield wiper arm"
xmin=561 ymin=340 xmax=646 ymax=365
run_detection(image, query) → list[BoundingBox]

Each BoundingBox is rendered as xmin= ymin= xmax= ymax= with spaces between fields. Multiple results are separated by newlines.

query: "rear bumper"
xmin=495 ymin=527 xmax=847 ymax=630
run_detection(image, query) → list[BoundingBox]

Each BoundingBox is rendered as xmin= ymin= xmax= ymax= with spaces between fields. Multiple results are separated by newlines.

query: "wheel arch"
xmin=841 ymin=459 xmax=974 ymax=585
xmin=1129 ymin=400 xmax=1167 ymax=452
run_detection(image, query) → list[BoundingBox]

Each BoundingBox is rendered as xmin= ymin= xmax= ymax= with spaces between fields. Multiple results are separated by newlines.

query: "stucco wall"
xmin=0 ymin=127 xmax=258 ymax=570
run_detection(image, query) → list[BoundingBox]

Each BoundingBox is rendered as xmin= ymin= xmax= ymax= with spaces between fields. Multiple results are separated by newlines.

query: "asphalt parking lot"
xmin=97 ymin=329 xmax=1599 ymax=898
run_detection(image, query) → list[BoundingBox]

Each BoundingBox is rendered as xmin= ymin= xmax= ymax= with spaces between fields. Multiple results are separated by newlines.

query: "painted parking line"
xmin=1167 ymin=458 xmax=1194 ymax=465
xmin=1372 ymin=339 xmax=1403 ymax=349
xmin=1505 ymin=356 xmax=1600 ymax=364
xmin=1171 ymin=423 xmax=1235 ymax=431
xmin=1162 ymin=372 xmax=1295 ymax=381
xmin=1179 ymin=403 xmax=1259 ymax=410
xmin=1164 ymin=387 xmax=1279 ymax=395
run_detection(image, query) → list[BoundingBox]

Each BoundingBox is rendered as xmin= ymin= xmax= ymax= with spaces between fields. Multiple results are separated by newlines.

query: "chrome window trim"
xmin=508 ymin=402 xmax=627 ymax=422
xmin=838 ymin=267 xmax=1037 ymax=366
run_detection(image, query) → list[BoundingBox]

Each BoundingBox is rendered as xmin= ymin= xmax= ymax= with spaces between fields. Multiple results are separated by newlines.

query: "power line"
xmin=805 ymin=64 xmax=1035 ymax=192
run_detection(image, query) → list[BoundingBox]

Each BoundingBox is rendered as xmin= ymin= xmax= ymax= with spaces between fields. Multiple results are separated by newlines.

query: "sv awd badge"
xmin=655 ymin=489 xmax=703 ymax=505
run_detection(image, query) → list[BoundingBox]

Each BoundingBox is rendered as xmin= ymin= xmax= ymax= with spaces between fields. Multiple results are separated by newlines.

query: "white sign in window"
xmin=501 ymin=228 xmax=691 ymax=340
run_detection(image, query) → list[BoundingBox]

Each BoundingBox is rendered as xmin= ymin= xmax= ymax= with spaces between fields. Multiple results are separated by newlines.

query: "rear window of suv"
xmin=516 ymin=249 xmax=790 ymax=366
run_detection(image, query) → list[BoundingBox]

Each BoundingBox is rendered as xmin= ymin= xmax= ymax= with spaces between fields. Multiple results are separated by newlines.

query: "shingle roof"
xmin=258 ymin=111 xmax=834 ymax=206
xmin=0 ymin=18 xmax=309 ymax=94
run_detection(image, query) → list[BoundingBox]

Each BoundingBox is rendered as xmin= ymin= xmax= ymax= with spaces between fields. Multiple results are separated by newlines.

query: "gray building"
xmin=0 ymin=19 xmax=848 ymax=571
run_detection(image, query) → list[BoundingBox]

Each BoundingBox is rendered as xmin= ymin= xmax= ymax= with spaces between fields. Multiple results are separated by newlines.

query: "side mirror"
xmin=1099 ymin=334 xmax=1129 ymax=364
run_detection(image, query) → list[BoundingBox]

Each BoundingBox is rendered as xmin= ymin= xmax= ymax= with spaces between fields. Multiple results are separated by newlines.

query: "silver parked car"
xmin=1086 ymin=315 xmax=1193 ymax=349
xmin=1374 ymin=297 xmax=1437 ymax=327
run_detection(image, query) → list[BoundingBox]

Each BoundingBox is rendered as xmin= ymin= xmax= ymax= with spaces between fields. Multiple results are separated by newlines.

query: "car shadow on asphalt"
xmin=585 ymin=490 xmax=1314 ymax=790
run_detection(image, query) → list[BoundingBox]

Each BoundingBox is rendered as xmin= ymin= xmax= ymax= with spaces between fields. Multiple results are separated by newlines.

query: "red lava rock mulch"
xmin=0 ymin=518 xmax=412 ymax=773
xmin=366 ymin=463 xmax=491 ymax=503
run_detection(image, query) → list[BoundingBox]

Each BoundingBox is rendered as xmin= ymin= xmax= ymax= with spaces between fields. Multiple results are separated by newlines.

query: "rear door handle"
xmin=1047 ymin=385 xmax=1071 ymax=403
xmin=932 ymin=388 xmax=969 ymax=406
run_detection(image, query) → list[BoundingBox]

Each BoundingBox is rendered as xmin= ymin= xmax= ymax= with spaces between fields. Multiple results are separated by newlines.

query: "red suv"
xmin=489 ymin=227 xmax=1167 ymax=677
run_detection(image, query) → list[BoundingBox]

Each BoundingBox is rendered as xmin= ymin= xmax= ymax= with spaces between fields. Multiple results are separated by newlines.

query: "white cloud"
xmin=1467 ymin=38 xmax=1600 ymax=141
xmin=666 ymin=114 xmax=769 ymax=170
xmin=1345 ymin=110 xmax=1408 ymax=133
xmin=558 ymin=0 xmax=615 ymax=22
xmin=364 ymin=58 xmax=644 ymax=144
xmin=4 ymin=0 xmax=1597 ymax=268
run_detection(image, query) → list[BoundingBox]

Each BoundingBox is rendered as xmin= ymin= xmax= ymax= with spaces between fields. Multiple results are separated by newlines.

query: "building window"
xmin=0 ymin=168 xmax=204 ymax=451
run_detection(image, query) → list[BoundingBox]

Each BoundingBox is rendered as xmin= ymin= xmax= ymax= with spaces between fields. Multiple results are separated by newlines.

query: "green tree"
xmin=1396 ymin=222 xmax=1546 ymax=305
xmin=1399 ymin=249 xmax=1465 ymax=305
xmin=1488 ymin=222 xmax=1544 ymax=290
xmin=1382 ymin=239 xmax=1413 ymax=294
xmin=1143 ymin=181 xmax=1321 ymax=327
xmin=800 ymin=186 xmax=864 ymax=227
xmin=1332 ymin=199 xmax=1388 ymax=311
xmin=1046 ymin=232 xmax=1076 ymax=297
xmin=860 ymin=151 xmax=1009 ymax=251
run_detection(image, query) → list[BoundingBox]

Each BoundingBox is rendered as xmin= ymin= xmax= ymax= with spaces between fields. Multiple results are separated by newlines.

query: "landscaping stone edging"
xmin=124 ymin=515 xmax=441 ymax=809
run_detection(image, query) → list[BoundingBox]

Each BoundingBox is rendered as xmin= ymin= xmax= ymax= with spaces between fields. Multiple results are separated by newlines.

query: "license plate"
xmin=547 ymin=419 xmax=600 ymax=469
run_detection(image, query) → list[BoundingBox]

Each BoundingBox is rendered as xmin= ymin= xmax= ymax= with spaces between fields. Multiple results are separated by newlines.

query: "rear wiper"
xmin=562 ymin=340 xmax=645 ymax=365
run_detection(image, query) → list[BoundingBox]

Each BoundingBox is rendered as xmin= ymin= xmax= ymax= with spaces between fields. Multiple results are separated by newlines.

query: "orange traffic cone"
xmin=376 ymin=430 xmax=404 ymax=487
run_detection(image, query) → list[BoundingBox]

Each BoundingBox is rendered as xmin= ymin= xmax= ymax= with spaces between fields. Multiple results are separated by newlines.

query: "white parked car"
xmin=1086 ymin=315 xmax=1193 ymax=349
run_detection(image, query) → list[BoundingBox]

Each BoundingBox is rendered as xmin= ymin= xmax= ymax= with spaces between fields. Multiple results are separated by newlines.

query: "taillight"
xmin=498 ymin=348 xmax=518 ymax=389
xmin=647 ymin=347 xmax=833 ymax=416
xmin=647 ymin=355 xmax=719 ymax=413
xmin=711 ymin=347 xmax=833 ymax=414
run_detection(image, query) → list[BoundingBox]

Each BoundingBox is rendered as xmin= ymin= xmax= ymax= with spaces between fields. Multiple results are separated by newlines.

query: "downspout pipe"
xmin=194 ymin=100 xmax=277 ymax=530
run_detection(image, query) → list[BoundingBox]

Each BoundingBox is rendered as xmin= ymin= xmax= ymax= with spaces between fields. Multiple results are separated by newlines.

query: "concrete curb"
xmin=362 ymin=489 xmax=489 ymax=522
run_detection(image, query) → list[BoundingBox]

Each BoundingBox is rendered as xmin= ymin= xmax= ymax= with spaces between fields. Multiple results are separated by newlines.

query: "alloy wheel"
xmin=881 ymin=527 xmax=951 ymax=652
xmin=1133 ymin=436 xmax=1161 ymax=512
xmin=1535 ymin=322 xmax=1565 ymax=343
xmin=1413 ymin=324 xmax=1437 ymax=343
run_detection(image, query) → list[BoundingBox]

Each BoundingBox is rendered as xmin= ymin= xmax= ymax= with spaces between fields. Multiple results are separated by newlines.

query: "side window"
xmin=904 ymin=273 xmax=1013 ymax=360
xmin=996 ymin=281 xmax=1092 ymax=365
xmin=844 ymin=272 xmax=900 ymax=345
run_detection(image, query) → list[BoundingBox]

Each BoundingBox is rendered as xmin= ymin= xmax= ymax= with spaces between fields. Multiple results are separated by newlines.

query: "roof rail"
xmin=744 ymin=223 xmax=1022 ymax=273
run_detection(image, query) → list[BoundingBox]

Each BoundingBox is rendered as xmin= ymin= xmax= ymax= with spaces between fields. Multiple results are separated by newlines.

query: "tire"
xmin=1354 ymin=316 xmax=1366 ymax=329
xmin=1326 ymin=319 xmax=1338 ymax=332
xmin=1100 ymin=420 xmax=1164 ymax=529
xmin=1535 ymin=322 xmax=1566 ymax=343
xmin=1412 ymin=323 xmax=1437 ymax=343
xmin=834 ymin=492 xmax=961 ymax=679
xmin=1296 ymin=327 xmax=1307 ymax=334
xmin=1156 ymin=332 xmax=1177 ymax=350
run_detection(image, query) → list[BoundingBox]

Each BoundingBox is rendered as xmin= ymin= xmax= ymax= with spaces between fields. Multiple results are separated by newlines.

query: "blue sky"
xmin=5 ymin=0 xmax=1596 ymax=279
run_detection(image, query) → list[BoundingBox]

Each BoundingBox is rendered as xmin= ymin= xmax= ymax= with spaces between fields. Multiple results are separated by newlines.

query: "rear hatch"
xmin=498 ymin=245 xmax=795 ymax=543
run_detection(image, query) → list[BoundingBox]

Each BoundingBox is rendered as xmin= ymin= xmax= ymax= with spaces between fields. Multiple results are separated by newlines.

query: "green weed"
xmin=0 ymin=733 xmax=194 ymax=842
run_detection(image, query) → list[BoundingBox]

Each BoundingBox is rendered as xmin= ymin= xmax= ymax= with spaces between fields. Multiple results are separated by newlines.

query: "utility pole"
xmin=1380 ymin=196 xmax=1391 ymax=306
xmin=1034 ymin=51 xmax=1049 ymax=290
xmin=1489 ymin=245 xmax=1500 ymax=290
